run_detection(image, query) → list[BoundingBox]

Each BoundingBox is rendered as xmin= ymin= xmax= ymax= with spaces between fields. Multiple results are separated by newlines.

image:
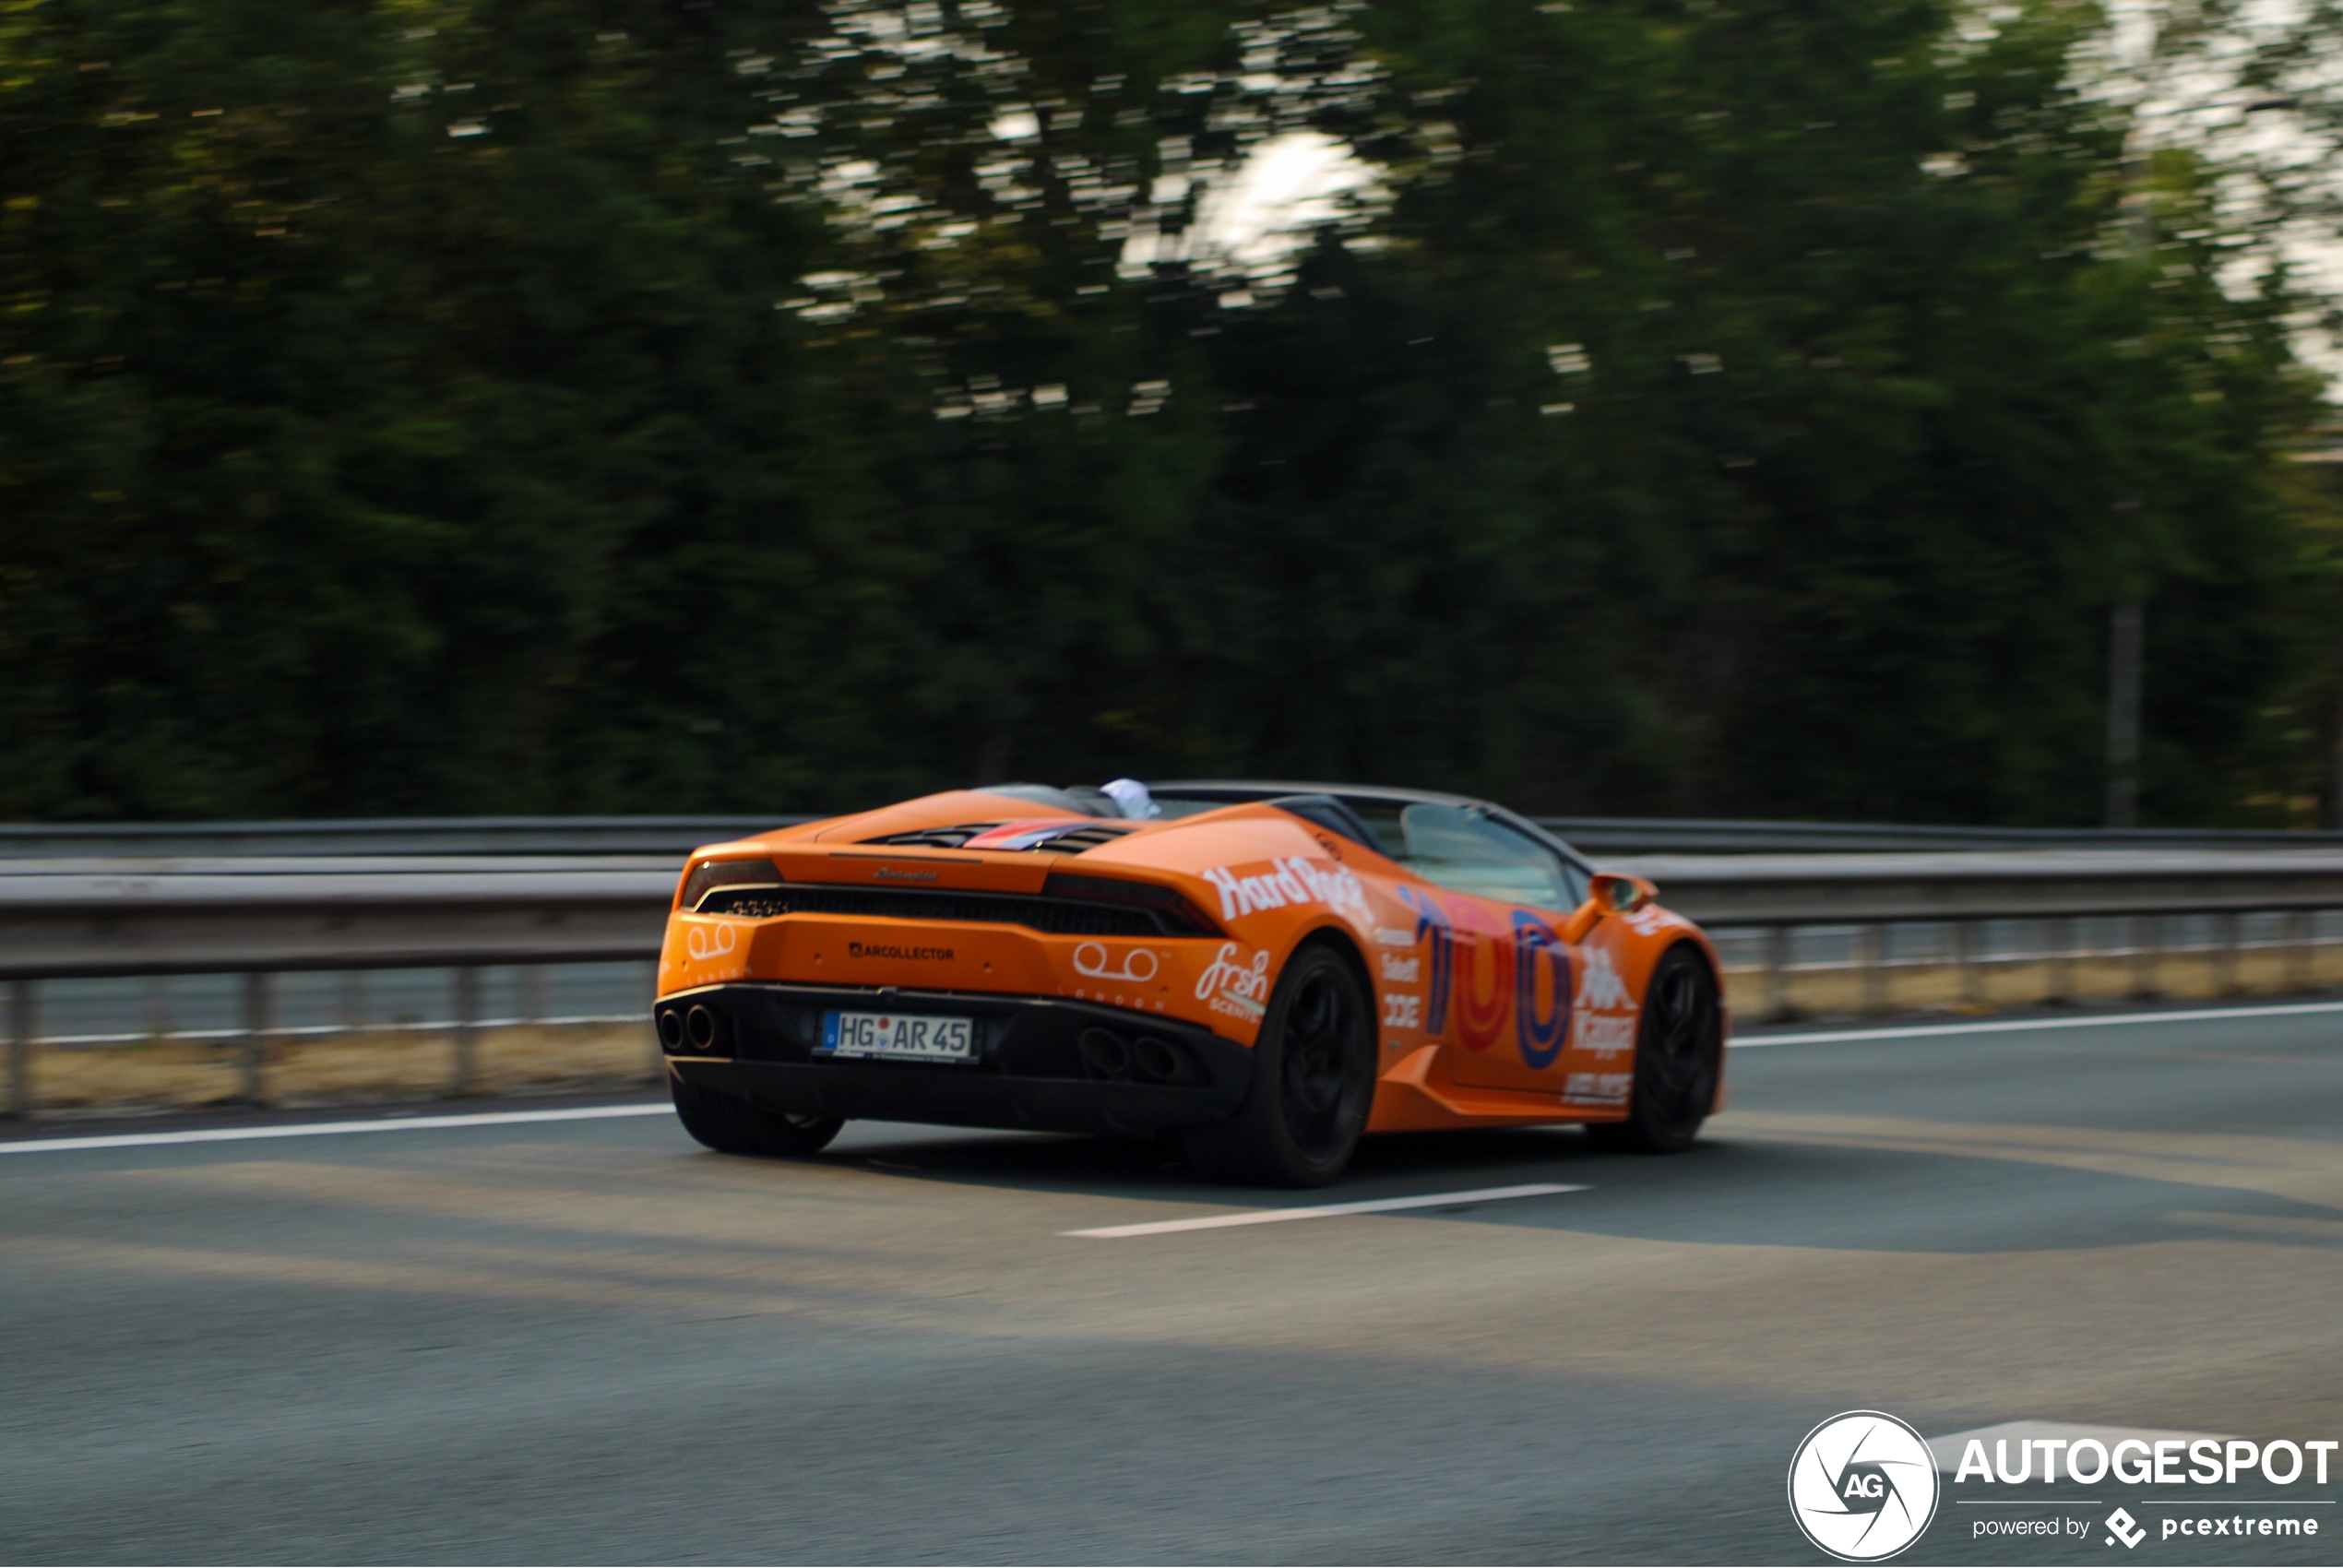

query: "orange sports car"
xmin=654 ymin=780 xmax=1728 ymax=1185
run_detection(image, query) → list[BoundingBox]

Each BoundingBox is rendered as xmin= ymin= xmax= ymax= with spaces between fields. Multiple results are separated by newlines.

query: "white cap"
xmin=1100 ymin=778 xmax=1159 ymax=820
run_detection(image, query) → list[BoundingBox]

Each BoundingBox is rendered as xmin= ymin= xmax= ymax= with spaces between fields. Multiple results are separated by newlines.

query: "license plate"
xmin=819 ymin=1011 xmax=975 ymax=1063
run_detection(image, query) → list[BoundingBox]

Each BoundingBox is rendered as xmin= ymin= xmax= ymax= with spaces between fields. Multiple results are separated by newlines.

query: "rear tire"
xmin=671 ymin=1075 xmax=844 ymax=1158
xmin=1182 ymin=943 xmax=1375 ymax=1187
xmin=1586 ymin=945 xmax=1721 ymax=1154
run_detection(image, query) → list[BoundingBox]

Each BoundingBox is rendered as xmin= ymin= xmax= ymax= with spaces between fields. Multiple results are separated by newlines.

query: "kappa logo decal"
xmin=1571 ymin=948 xmax=1637 ymax=1056
xmin=1580 ymin=948 xmax=1632 ymax=1010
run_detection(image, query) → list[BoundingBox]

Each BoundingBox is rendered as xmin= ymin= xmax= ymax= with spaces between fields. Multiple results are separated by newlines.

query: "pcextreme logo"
xmin=1789 ymin=1411 xmax=1943 ymax=1562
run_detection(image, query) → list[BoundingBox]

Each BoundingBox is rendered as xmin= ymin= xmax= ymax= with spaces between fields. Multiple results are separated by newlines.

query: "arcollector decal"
xmin=847 ymin=941 xmax=954 ymax=961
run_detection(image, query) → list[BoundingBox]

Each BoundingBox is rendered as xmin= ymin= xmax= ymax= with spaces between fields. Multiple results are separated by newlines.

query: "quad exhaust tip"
xmin=1133 ymin=1036 xmax=1179 ymax=1081
xmin=1077 ymin=1027 xmax=1131 ymax=1079
xmin=1080 ymin=1027 xmax=1186 ymax=1084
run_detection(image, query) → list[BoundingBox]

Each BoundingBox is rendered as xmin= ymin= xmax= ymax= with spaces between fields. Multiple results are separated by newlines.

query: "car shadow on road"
xmin=815 ymin=1118 xmax=1606 ymax=1204
xmin=806 ymin=1119 xmax=2343 ymax=1255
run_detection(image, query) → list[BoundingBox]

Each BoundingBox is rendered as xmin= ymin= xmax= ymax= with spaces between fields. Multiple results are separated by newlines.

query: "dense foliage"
xmin=3 ymin=0 xmax=2337 ymax=823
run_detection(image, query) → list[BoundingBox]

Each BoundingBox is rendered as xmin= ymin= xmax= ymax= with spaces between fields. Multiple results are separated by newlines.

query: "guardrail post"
xmin=450 ymin=966 xmax=481 ymax=1096
xmin=643 ymin=961 xmax=663 ymax=1078
xmin=2129 ymin=915 xmax=2159 ymax=999
xmin=519 ymin=963 xmax=545 ymax=1027
xmin=2214 ymin=911 xmax=2240 ymax=995
xmin=1858 ymin=924 xmax=1887 ymax=1014
xmin=1764 ymin=926 xmax=1793 ymax=1021
xmin=9 ymin=980 xmax=35 ymax=1119
xmin=239 ymin=972 xmax=273 ymax=1104
xmin=2283 ymin=909 xmax=2310 ymax=992
xmin=339 ymin=970 xmax=368 ymax=1031
xmin=1956 ymin=921 xmax=1983 ymax=1006
xmin=2046 ymin=918 xmax=2075 ymax=1004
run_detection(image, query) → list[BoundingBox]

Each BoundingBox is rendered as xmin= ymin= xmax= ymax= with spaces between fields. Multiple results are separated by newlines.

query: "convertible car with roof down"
xmin=654 ymin=780 xmax=1728 ymax=1185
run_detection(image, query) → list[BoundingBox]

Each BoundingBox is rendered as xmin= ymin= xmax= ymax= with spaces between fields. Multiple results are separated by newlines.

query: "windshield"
xmin=1142 ymin=787 xmax=1588 ymax=911
xmin=1390 ymin=802 xmax=1576 ymax=910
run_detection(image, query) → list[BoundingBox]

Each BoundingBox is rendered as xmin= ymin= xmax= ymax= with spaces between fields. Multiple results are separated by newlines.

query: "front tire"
xmin=1586 ymin=945 xmax=1721 ymax=1154
xmin=1182 ymin=942 xmax=1375 ymax=1187
xmin=671 ymin=1075 xmax=844 ymax=1158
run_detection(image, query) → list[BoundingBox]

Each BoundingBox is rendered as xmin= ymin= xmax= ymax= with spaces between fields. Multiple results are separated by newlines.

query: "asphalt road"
xmin=5 ymin=1001 xmax=2342 ymax=1564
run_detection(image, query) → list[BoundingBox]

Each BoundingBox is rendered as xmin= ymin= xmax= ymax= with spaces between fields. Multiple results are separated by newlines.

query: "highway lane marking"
xmin=0 ymin=1102 xmax=673 ymax=1155
xmin=12 ymin=997 xmax=2332 ymax=1156
xmin=1734 ymin=1000 xmax=2343 ymax=1050
xmin=1064 ymin=1182 xmax=1588 ymax=1238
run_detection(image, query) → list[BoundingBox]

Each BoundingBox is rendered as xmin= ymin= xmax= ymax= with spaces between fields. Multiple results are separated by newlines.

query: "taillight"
xmin=1041 ymin=871 xmax=1221 ymax=937
xmin=678 ymin=857 xmax=785 ymax=910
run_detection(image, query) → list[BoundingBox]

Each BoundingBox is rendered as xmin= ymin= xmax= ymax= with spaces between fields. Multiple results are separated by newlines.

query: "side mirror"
xmin=1561 ymin=872 xmax=1659 ymax=943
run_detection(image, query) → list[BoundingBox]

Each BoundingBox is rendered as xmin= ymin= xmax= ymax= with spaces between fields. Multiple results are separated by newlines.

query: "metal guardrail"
xmin=0 ymin=856 xmax=683 ymax=1110
xmin=1610 ymin=851 xmax=2343 ymax=1023
xmin=6 ymin=847 xmax=2341 ymax=1116
xmin=0 ymin=817 xmax=804 ymax=859
xmin=1609 ymin=849 xmax=2343 ymax=921
xmin=17 ymin=849 xmax=2340 ymax=980
xmin=4 ymin=813 xmax=2341 ymax=858
xmin=0 ymin=857 xmax=679 ymax=980
xmin=1558 ymin=818 xmax=2343 ymax=855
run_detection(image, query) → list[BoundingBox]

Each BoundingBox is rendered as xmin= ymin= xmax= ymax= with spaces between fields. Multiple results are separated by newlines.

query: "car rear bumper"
xmin=658 ymin=982 xmax=1254 ymax=1136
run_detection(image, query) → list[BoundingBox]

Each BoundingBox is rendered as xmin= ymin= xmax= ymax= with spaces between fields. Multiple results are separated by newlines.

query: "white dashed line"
xmin=1064 ymin=1182 xmax=1588 ymax=1238
xmin=0 ymin=1103 xmax=673 ymax=1155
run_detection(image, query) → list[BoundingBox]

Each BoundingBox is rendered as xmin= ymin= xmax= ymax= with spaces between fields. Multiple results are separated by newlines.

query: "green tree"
xmin=1 ymin=0 xmax=2333 ymax=825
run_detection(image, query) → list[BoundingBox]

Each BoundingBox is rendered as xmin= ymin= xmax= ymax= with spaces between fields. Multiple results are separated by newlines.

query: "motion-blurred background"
xmin=12 ymin=18 xmax=2343 ymax=1553
xmin=6 ymin=0 xmax=2343 ymax=828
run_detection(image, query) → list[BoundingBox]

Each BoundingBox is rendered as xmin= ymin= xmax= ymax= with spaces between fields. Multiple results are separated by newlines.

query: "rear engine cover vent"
xmin=857 ymin=823 xmax=1005 ymax=849
xmin=859 ymin=820 xmax=1137 ymax=853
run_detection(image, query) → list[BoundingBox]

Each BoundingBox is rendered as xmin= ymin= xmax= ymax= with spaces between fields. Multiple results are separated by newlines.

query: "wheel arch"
xmin=1651 ymin=933 xmax=1729 ymax=1111
xmin=1630 ymin=925 xmax=1729 ymax=1035
xmin=1290 ymin=921 xmax=1375 ymax=1013
xmin=1653 ymin=932 xmax=1723 ymax=994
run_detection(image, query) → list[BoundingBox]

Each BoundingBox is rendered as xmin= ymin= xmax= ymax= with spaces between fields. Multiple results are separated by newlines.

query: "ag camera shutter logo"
xmin=1788 ymin=1411 xmax=1941 ymax=1562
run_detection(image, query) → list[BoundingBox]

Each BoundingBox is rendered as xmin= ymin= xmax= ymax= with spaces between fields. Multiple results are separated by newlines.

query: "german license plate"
xmin=820 ymin=1011 xmax=975 ymax=1063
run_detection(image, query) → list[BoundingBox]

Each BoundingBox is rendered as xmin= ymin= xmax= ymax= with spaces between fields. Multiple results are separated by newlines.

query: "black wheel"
xmin=1182 ymin=942 xmax=1375 ymax=1187
xmin=1587 ymin=945 xmax=1721 ymax=1154
xmin=671 ymin=1075 xmax=844 ymax=1158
